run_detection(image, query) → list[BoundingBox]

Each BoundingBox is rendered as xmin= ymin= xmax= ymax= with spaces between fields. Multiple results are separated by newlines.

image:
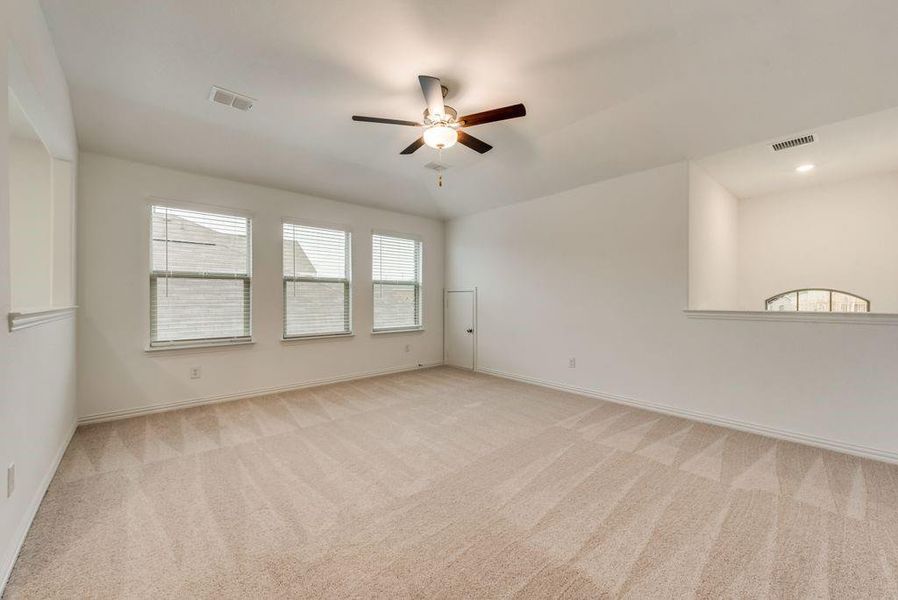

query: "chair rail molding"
xmin=8 ymin=306 xmax=77 ymax=332
xmin=684 ymin=309 xmax=898 ymax=326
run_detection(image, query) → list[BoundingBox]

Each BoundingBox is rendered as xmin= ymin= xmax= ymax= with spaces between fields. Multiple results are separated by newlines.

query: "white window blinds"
xmin=150 ymin=205 xmax=251 ymax=346
xmin=372 ymin=233 xmax=422 ymax=331
xmin=283 ymin=223 xmax=351 ymax=337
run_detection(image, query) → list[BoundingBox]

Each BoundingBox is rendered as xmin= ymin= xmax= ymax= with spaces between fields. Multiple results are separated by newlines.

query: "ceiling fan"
xmin=352 ymin=75 xmax=526 ymax=155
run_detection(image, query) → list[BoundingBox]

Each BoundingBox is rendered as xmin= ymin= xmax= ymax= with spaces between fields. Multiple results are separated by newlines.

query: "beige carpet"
xmin=5 ymin=367 xmax=898 ymax=599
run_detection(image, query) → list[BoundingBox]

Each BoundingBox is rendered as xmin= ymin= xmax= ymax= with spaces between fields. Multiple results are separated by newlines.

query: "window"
xmin=150 ymin=205 xmax=252 ymax=346
xmin=765 ymin=289 xmax=869 ymax=313
xmin=372 ymin=233 xmax=422 ymax=331
xmin=283 ymin=222 xmax=351 ymax=338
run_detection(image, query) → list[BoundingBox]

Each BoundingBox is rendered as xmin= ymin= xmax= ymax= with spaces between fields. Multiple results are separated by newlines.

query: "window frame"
xmin=281 ymin=219 xmax=353 ymax=340
xmin=764 ymin=288 xmax=870 ymax=313
xmin=147 ymin=200 xmax=254 ymax=350
xmin=371 ymin=230 xmax=424 ymax=333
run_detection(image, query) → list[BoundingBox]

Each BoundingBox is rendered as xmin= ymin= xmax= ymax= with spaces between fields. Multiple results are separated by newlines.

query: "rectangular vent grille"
xmin=424 ymin=162 xmax=448 ymax=172
xmin=208 ymin=86 xmax=255 ymax=112
xmin=771 ymin=134 xmax=815 ymax=151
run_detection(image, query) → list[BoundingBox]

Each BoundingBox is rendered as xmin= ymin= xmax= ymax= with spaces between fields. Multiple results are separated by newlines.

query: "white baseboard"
xmin=0 ymin=419 xmax=77 ymax=596
xmin=477 ymin=367 xmax=898 ymax=465
xmin=78 ymin=362 xmax=444 ymax=425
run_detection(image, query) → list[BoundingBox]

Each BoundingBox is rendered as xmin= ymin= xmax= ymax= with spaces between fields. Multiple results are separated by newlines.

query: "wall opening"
xmin=7 ymin=88 xmax=74 ymax=313
xmin=689 ymin=106 xmax=898 ymax=315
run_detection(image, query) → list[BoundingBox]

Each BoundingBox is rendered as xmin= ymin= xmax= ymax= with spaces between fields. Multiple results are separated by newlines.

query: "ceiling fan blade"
xmin=459 ymin=103 xmax=526 ymax=127
xmin=457 ymin=131 xmax=493 ymax=154
xmin=400 ymin=137 xmax=425 ymax=155
xmin=352 ymin=115 xmax=421 ymax=127
xmin=418 ymin=75 xmax=445 ymax=116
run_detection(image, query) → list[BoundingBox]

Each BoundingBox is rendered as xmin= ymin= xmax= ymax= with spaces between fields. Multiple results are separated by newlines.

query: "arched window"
xmin=765 ymin=289 xmax=869 ymax=312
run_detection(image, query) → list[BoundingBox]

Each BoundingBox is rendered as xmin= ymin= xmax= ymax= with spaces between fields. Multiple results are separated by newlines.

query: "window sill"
xmin=684 ymin=309 xmax=898 ymax=326
xmin=145 ymin=339 xmax=255 ymax=353
xmin=8 ymin=306 xmax=77 ymax=332
xmin=281 ymin=332 xmax=354 ymax=343
xmin=371 ymin=327 xmax=425 ymax=335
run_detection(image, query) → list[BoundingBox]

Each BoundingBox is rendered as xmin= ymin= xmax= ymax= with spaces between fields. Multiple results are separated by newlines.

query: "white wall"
xmin=688 ymin=163 xmax=739 ymax=309
xmin=739 ymin=171 xmax=898 ymax=312
xmin=8 ymin=137 xmax=53 ymax=309
xmin=446 ymin=162 xmax=898 ymax=459
xmin=77 ymin=152 xmax=444 ymax=420
xmin=50 ymin=158 xmax=75 ymax=307
xmin=1 ymin=0 xmax=78 ymax=592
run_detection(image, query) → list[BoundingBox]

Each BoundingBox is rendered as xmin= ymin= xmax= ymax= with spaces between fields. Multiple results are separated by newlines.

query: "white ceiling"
xmin=39 ymin=0 xmax=898 ymax=219
xmin=697 ymin=106 xmax=898 ymax=199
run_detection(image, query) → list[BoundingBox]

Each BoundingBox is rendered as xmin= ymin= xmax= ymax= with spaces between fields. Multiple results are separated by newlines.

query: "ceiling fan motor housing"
xmin=424 ymin=105 xmax=458 ymax=126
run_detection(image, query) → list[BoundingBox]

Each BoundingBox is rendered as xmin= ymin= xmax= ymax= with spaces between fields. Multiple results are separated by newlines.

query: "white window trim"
xmin=281 ymin=219 xmax=353 ymax=340
xmin=147 ymin=201 xmax=254 ymax=349
xmin=371 ymin=231 xmax=423 ymax=333
xmin=370 ymin=327 xmax=424 ymax=335
xmin=145 ymin=338 xmax=255 ymax=353
xmin=281 ymin=332 xmax=355 ymax=343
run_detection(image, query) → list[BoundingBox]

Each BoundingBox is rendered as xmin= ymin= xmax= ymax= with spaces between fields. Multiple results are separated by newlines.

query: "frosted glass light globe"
xmin=423 ymin=125 xmax=458 ymax=149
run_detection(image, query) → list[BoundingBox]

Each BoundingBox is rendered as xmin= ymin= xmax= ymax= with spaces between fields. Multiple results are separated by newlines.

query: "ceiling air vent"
xmin=771 ymin=134 xmax=815 ymax=152
xmin=424 ymin=162 xmax=449 ymax=172
xmin=208 ymin=86 xmax=256 ymax=111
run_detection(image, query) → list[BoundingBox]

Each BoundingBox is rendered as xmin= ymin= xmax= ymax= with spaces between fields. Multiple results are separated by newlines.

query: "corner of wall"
xmin=0 ymin=0 xmax=79 ymax=594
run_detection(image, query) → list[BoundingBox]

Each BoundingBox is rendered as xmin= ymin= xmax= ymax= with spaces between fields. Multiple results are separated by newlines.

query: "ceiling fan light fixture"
xmin=423 ymin=124 xmax=458 ymax=149
xmin=351 ymin=75 xmax=525 ymax=155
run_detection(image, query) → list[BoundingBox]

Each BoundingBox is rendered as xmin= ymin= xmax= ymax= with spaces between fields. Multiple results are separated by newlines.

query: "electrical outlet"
xmin=569 ymin=357 xmax=576 ymax=368
xmin=7 ymin=463 xmax=14 ymax=498
xmin=190 ymin=366 xmax=202 ymax=380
